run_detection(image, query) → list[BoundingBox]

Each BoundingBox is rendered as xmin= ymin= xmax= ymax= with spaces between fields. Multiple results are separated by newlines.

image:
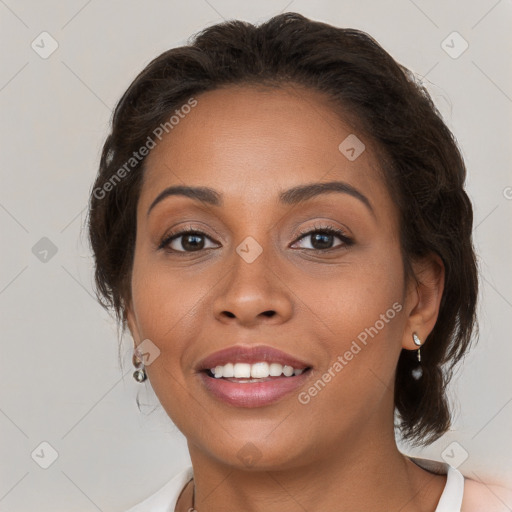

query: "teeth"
xmin=269 ymin=363 xmax=283 ymax=377
xmin=222 ymin=363 xmax=234 ymax=378
xmin=283 ymin=365 xmax=294 ymax=377
xmin=234 ymin=363 xmax=251 ymax=378
xmin=251 ymin=362 xmax=269 ymax=378
xmin=210 ymin=362 xmax=307 ymax=379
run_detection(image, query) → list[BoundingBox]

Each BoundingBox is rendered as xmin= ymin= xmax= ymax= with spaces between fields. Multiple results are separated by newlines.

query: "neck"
xmin=180 ymin=425 xmax=446 ymax=512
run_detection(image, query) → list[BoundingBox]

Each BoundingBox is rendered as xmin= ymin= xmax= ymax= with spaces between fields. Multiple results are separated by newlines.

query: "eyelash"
xmin=158 ymin=223 xmax=353 ymax=255
xmin=295 ymin=223 xmax=353 ymax=248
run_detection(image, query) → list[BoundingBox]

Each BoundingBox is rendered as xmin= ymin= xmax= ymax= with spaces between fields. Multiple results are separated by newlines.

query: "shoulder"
xmin=462 ymin=478 xmax=512 ymax=512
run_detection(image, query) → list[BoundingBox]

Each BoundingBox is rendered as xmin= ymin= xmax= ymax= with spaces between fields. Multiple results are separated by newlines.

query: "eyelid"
xmin=294 ymin=222 xmax=351 ymax=239
xmin=157 ymin=224 xmax=220 ymax=251
xmin=290 ymin=223 xmax=353 ymax=250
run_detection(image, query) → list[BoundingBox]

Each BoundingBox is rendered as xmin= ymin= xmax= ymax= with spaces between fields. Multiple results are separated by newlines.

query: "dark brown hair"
xmin=86 ymin=12 xmax=478 ymax=446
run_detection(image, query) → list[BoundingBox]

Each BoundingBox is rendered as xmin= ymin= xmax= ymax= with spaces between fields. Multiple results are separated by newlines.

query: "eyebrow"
xmin=146 ymin=181 xmax=374 ymax=217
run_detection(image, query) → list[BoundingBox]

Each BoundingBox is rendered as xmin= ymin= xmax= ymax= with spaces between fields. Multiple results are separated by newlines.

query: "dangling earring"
xmin=132 ymin=352 xmax=147 ymax=382
xmin=411 ymin=332 xmax=423 ymax=380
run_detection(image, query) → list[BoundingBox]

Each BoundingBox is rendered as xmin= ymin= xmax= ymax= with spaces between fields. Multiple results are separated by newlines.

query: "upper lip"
xmin=196 ymin=344 xmax=313 ymax=372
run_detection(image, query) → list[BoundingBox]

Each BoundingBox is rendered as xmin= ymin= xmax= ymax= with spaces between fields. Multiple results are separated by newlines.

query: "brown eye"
xmin=159 ymin=229 xmax=218 ymax=253
xmin=292 ymin=226 xmax=353 ymax=251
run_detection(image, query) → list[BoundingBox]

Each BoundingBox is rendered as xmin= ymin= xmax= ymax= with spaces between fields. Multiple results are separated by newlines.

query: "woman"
xmin=87 ymin=12 xmax=509 ymax=512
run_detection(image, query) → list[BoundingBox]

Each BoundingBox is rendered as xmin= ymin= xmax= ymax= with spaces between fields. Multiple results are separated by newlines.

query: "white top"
xmin=124 ymin=457 xmax=464 ymax=512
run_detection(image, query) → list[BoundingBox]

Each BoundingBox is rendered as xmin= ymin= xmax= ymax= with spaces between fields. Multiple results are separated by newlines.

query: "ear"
xmin=402 ymin=253 xmax=445 ymax=350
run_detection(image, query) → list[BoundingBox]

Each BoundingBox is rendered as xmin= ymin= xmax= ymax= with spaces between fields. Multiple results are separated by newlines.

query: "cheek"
xmin=129 ymin=257 xmax=209 ymax=430
xmin=129 ymin=252 xmax=209 ymax=375
xmin=131 ymin=233 xmax=211 ymax=327
xmin=306 ymin=247 xmax=406 ymax=380
xmin=307 ymin=250 xmax=404 ymax=333
xmin=291 ymin=265 xmax=405 ymax=434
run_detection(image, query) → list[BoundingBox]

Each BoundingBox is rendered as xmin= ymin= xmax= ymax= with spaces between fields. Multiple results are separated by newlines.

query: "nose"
xmin=212 ymin=246 xmax=293 ymax=327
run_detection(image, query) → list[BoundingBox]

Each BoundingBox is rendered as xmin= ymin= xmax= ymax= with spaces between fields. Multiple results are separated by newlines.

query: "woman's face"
xmin=126 ymin=85 xmax=424 ymax=469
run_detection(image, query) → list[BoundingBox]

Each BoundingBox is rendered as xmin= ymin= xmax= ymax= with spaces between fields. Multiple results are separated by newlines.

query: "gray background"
xmin=1 ymin=0 xmax=511 ymax=510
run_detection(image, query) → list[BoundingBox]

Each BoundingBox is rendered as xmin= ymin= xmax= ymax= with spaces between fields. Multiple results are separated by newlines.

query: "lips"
xmin=198 ymin=368 xmax=312 ymax=407
xmin=195 ymin=344 xmax=313 ymax=372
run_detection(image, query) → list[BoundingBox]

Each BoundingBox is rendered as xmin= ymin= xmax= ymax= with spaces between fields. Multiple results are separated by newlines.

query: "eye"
xmin=291 ymin=224 xmax=353 ymax=251
xmin=158 ymin=226 xmax=219 ymax=253
xmin=158 ymin=223 xmax=353 ymax=254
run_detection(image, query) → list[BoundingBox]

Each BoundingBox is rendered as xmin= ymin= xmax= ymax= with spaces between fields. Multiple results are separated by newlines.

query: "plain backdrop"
xmin=1 ymin=0 xmax=511 ymax=510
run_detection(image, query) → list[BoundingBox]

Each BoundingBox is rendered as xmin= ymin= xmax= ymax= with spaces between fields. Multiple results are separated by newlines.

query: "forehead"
xmin=139 ymin=85 xmax=391 ymax=215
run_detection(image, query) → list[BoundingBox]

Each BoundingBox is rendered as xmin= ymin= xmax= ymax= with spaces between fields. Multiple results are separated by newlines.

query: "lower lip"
xmin=198 ymin=369 xmax=312 ymax=408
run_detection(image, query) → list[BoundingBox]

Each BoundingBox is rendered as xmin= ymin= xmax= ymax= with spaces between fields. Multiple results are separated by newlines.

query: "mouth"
xmin=195 ymin=344 xmax=314 ymax=407
xmin=197 ymin=363 xmax=314 ymax=408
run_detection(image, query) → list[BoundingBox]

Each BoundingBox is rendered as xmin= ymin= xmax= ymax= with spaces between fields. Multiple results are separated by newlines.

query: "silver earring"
xmin=132 ymin=352 xmax=147 ymax=382
xmin=411 ymin=333 xmax=423 ymax=380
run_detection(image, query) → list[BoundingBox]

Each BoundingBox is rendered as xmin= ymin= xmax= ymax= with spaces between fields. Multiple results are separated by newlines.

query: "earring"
xmin=132 ymin=352 xmax=147 ymax=382
xmin=411 ymin=332 xmax=423 ymax=380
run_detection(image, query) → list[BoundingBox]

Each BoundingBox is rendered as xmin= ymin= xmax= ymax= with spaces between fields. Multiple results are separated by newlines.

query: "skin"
xmin=126 ymin=84 xmax=449 ymax=512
